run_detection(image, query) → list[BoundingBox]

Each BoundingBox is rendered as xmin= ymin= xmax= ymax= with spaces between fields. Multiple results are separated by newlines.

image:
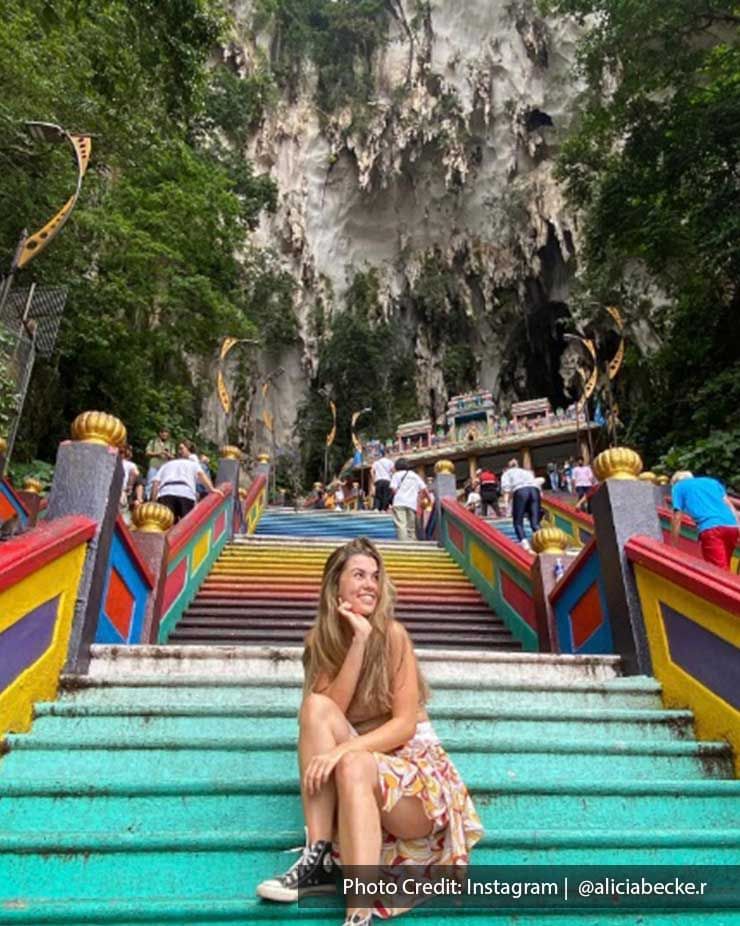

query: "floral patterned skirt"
xmin=342 ymin=721 xmax=483 ymax=918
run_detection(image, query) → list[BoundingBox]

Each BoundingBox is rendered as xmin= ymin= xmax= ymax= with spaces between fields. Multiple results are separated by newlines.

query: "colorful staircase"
xmin=255 ymin=509 xmax=397 ymax=540
xmin=1 ymin=645 xmax=738 ymax=924
xmin=171 ymin=536 xmax=518 ymax=649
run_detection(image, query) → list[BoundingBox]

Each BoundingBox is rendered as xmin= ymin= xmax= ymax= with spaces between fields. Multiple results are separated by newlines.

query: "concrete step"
xmin=167 ymin=628 xmax=517 ymax=648
xmin=86 ymin=645 xmax=621 ymax=684
xmin=57 ymin=679 xmax=663 ymax=712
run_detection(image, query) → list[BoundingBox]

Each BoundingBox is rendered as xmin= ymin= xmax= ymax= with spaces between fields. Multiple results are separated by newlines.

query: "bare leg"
xmin=298 ymin=693 xmax=353 ymax=842
xmin=335 ymin=751 xmax=434 ymax=919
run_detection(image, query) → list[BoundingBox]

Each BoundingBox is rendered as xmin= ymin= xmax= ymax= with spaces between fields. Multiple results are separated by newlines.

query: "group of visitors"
xmin=369 ymin=450 xmax=436 ymax=542
xmin=546 ymin=457 xmax=597 ymax=508
xmin=119 ymin=426 xmax=218 ymax=525
xmin=465 ymin=459 xmax=542 ymax=548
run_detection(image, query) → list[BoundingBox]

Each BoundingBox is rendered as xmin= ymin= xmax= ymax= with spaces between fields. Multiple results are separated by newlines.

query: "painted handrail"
xmin=626 ymin=534 xmax=740 ymax=775
xmin=0 ymin=515 xmax=95 ymax=736
xmin=657 ymin=505 xmax=740 ymax=572
xmin=540 ymin=493 xmax=594 ymax=548
xmin=157 ymin=485 xmax=234 ymax=642
xmin=241 ymin=474 xmax=267 ymax=535
xmin=168 ymin=486 xmax=232 ymax=559
xmin=95 ymin=517 xmax=155 ymax=645
xmin=548 ymin=538 xmax=613 ymax=654
xmin=440 ymin=498 xmax=538 ymax=650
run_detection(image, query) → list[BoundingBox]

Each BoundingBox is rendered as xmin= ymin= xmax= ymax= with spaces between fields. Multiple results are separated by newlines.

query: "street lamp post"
xmin=260 ymin=366 xmax=284 ymax=497
xmin=319 ymin=387 xmax=336 ymax=486
xmin=0 ymin=121 xmax=92 ymax=460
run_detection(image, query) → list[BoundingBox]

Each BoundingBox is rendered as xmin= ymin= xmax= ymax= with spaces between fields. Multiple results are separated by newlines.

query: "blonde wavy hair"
xmin=302 ymin=537 xmax=428 ymax=714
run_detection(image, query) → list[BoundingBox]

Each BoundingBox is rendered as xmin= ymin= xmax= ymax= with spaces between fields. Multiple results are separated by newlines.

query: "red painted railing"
xmin=0 ymin=515 xmax=96 ymax=592
xmin=626 ymin=535 xmax=740 ymax=614
xmin=167 ymin=484 xmax=233 ymax=561
xmin=541 ymin=492 xmax=594 ymax=527
xmin=441 ymin=498 xmax=535 ymax=571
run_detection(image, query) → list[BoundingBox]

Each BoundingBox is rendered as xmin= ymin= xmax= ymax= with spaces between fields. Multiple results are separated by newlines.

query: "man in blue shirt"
xmin=670 ymin=471 xmax=739 ymax=571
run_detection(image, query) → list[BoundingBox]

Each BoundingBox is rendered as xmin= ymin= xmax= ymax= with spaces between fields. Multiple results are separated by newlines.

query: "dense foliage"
xmin=0 ymin=0 xmax=280 ymax=459
xmin=542 ymin=0 xmax=740 ymax=486
xmin=295 ymin=271 xmax=419 ymax=482
xmin=253 ymin=0 xmax=390 ymax=112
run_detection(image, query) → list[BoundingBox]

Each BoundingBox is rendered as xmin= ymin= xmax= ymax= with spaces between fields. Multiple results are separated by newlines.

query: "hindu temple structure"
xmin=359 ymin=391 xmax=599 ymax=486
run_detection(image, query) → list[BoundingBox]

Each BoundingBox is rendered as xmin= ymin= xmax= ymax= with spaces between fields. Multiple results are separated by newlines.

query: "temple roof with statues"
xmin=355 ymin=391 xmax=599 ymax=476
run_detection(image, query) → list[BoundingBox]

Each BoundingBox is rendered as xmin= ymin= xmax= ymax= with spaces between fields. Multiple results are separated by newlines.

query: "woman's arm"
xmin=344 ymin=622 xmax=419 ymax=753
xmin=303 ymin=622 xmax=419 ymax=796
xmin=313 ymin=635 xmax=366 ymax=714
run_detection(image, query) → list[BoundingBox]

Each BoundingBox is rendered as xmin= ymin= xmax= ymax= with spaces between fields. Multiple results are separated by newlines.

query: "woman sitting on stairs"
xmin=256 ymin=537 xmax=482 ymax=924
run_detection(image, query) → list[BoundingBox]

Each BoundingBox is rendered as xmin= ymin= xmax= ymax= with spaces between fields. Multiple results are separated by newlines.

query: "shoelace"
xmin=282 ymin=841 xmax=323 ymax=886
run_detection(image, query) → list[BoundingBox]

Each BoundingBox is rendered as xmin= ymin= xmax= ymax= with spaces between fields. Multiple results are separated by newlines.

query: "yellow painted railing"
xmin=0 ymin=515 xmax=95 ymax=736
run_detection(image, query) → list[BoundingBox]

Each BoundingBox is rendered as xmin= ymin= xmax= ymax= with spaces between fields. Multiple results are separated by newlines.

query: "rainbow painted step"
xmin=0 ymin=646 xmax=738 ymax=925
xmin=255 ymin=509 xmax=398 ymax=540
xmin=171 ymin=537 xmax=519 ymax=649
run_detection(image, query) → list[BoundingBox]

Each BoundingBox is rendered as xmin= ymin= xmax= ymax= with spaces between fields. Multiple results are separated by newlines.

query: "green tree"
xmin=542 ymin=0 xmax=740 ymax=485
xmin=0 ymin=1 xmax=282 ymax=458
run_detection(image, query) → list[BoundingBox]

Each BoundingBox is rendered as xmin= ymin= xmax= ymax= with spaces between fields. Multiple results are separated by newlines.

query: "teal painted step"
xmin=255 ymin=511 xmax=397 ymax=540
xmin=3 ymin=837 xmax=740 ymax=904
xmin=27 ymin=709 xmax=697 ymax=742
xmin=3 ymin=781 xmax=738 ymax=835
xmin=2 ymin=741 xmax=732 ymax=781
xmin=0 ymin=897 xmax=738 ymax=926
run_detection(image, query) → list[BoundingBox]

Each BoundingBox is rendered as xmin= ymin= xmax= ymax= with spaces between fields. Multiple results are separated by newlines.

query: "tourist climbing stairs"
xmin=172 ymin=529 xmax=518 ymax=649
xmin=1 ymin=645 xmax=738 ymax=924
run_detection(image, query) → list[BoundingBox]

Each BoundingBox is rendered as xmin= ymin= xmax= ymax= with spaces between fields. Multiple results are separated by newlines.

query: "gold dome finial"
xmin=656 ymin=475 xmax=670 ymax=486
xmin=22 ymin=476 xmax=43 ymax=495
xmin=131 ymin=502 xmax=174 ymax=533
xmin=434 ymin=459 xmax=456 ymax=475
xmin=256 ymin=452 xmax=270 ymax=464
xmin=593 ymin=447 xmax=643 ymax=482
xmin=219 ymin=445 xmax=242 ymax=461
xmin=639 ymin=471 xmax=658 ymax=484
xmin=0 ymin=437 xmax=7 ymax=455
xmin=71 ymin=411 xmax=127 ymax=448
xmin=531 ymin=526 xmax=570 ymax=555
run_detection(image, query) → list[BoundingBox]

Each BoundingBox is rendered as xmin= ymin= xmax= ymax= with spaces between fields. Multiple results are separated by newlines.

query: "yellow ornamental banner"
xmin=217 ymin=370 xmax=230 ymax=414
xmin=325 ymin=400 xmax=337 ymax=447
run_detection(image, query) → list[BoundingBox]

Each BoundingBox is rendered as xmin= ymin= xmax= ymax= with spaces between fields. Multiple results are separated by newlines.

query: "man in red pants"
xmin=670 ymin=471 xmax=739 ymax=571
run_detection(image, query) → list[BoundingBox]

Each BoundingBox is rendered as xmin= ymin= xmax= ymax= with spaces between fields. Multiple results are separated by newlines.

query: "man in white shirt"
xmin=500 ymin=458 xmax=541 ymax=547
xmin=371 ymin=447 xmax=395 ymax=511
xmin=152 ymin=440 xmax=219 ymax=523
xmin=389 ymin=460 xmax=428 ymax=541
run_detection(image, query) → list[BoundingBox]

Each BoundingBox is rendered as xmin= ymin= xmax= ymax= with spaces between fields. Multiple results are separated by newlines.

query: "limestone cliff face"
xmin=215 ymin=0 xmax=588 ymax=452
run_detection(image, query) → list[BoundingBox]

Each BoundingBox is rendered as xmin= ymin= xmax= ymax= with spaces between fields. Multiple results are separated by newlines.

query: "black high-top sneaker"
xmin=256 ymin=836 xmax=337 ymax=902
xmin=343 ymin=913 xmax=372 ymax=926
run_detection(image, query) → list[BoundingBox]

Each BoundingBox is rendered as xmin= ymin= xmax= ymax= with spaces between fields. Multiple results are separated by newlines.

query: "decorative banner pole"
xmin=259 ymin=366 xmax=284 ymax=495
xmin=0 ymin=122 xmax=92 ymax=461
xmin=0 ymin=123 xmax=92 ymax=318
xmin=324 ymin=398 xmax=337 ymax=486
xmin=604 ymin=306 xmax=625 ymax=447
xmin=216 ymin=337 xmax=259 ymax=415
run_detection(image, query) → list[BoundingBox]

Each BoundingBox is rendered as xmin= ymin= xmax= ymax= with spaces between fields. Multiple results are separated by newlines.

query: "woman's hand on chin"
xmin=303 ymin=742 xmax=353 ymax=796
xmin=337 ymin=599 xmax=372 ymax=643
